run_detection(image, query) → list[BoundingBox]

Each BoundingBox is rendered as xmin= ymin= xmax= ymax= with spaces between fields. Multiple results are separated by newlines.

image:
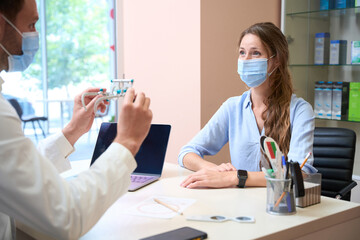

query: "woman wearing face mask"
xmin=178 ymin=22 xmax=316 ymax=189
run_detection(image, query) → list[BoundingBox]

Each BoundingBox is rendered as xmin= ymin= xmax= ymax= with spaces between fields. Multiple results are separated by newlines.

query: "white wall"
xmin=351 ymin=176 xmax=360 ymax=203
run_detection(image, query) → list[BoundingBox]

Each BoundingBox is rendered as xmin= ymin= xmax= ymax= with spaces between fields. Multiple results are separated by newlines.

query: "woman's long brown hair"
xmin=238 ymin=22 xmax=293 ymax=157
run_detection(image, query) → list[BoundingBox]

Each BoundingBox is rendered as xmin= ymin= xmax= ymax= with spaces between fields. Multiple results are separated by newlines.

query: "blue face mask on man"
xmin=237 ymin=55 xmax=275 ymax=88
xmin=0 ymin=15 xmax=39 ymax=72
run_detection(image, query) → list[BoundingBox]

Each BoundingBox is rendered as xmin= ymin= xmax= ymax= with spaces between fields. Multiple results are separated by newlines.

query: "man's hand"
xmin=63 ymin=87 xmax=109 ymax=146
xmin=114 ymin=88 xmax=152 ymax=156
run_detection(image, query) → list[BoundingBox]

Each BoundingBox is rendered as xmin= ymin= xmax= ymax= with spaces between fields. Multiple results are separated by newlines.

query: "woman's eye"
xmin=239 ymin=50 xmax=245 ymax=56
xmin=252 ymin=51 xmax=261 ymax=56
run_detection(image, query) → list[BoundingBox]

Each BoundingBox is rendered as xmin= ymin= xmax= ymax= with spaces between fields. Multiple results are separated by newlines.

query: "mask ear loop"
xmin=267 ymin=54 xmax=277 ymax=76
xmin=0 ymin=43 xmax=11 ymax=56
xmin=1 ymin=14 xmax=24 ymax=37
xmin=0 ymin=16 xmax=15 ymax=56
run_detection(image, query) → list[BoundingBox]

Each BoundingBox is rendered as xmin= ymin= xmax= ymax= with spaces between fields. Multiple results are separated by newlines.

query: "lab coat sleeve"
xmin=0 ymin=98 xmax=137 ymax=239
xmin=37 ymin=132 xmax=74 ymax=173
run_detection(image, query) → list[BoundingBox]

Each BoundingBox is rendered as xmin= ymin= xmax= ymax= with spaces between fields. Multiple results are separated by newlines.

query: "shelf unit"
xmin=282 ymin=0 xmax=360 ymax=176
xmin=283 ymin=0 xmax=360 ymax=122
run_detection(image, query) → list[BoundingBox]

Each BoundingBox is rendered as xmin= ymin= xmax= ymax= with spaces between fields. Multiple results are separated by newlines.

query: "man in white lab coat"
xmin=0 ymin=0 xmax=153 ymax=239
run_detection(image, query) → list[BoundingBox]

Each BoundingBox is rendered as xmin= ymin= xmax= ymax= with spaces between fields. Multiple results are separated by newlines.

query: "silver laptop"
xmin=90 ymin=123 xmax=171 ymax=191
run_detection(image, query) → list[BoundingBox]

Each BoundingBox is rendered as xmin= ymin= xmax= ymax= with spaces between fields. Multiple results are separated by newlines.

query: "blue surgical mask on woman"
xmin=237 ymin=55 xmax=275 ymax=88
xmin=0 ymin=15 xmax=39 ymax=72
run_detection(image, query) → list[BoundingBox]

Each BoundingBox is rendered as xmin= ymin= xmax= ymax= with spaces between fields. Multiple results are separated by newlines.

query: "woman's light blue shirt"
xmin=178 ymin=90 xmax=317 ymax=173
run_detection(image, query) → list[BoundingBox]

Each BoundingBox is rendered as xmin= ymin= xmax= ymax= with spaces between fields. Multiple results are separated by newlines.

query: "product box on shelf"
xmin=323 ymin=82 xmax=333 ymax=119
xmin=341 ymin=82 xmax=350 ymax=120
xmin=320 ymin=0 xmax=335 ymax=9
xmin=315 ymin=33 xmax=330 ymax=65
xmin=348 ymin=82 xmax=360 ymax=121
xmin=314 ymin=81 xmax=325 ymax=118
xmin=335 ymin=0 xmax=355 ymax=8
xmin=330 ymin=40 xmax=347 ymax=65
xmin=351 ymin=41 xmax=360 ymax=64
xmin=332 ymin=82 xmax=343 ymax=120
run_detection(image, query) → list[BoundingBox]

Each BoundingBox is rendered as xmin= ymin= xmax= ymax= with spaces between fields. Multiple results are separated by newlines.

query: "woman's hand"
xmin=210 ymin=163 xmax=237 ymax=172
xmin=180 ymin=169 xmax=238 ymax=189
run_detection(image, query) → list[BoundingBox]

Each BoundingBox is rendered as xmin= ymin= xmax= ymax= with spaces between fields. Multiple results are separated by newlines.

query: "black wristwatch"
xmin=237 ymin=170 xmax=248 ymax=188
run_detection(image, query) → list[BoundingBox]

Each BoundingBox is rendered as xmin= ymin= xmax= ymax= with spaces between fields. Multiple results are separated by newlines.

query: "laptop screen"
xmin=90 ymin=123 xmax=171 ymax=175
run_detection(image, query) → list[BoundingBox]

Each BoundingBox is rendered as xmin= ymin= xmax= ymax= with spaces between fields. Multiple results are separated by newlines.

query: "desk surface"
xmin=19 ymin=161 xmax=360 ymax=240
xmin=78 ymin=162 xmax=360 ymax=240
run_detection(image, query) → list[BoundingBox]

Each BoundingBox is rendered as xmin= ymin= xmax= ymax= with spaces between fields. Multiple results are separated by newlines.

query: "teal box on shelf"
xmin=335 ymin=0 xmax=355 ymax=8
xmin=320 ymin=0 xmax=335 ymax=9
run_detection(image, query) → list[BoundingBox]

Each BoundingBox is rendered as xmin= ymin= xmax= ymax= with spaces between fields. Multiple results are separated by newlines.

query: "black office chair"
xmin=8 ymin=98 xmax=48 ymax=142
xmin=313 ymin=127 xmax=357 ymax=201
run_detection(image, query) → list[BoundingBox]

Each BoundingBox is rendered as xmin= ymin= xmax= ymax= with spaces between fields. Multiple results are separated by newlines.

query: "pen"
xmin=154 ymin=198 xmax=183 ymax=215
xmin=300 ymin=152 xmax=311 ymax=169
xmin=274 ymin=161 xmax=290 ymax=208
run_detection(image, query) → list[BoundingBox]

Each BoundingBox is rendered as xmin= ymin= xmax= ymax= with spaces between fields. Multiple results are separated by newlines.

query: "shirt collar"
xmin=244 ymin=89 xmax=252 ymax=109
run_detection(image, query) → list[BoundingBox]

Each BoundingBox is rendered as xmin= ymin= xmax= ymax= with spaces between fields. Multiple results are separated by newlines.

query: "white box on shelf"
xmin=330 ymin=40 xmax=347 ymax=65
xmin=351 ymin=41 xmax=360 ymax=64
xmin=332 ymin=82 xmax=343 ymax=120
xmin=314 ymin=81 xmax=325 ymax=118
xmin=323 ymin=82 xmax=333 ymax=119
xmin=314 ymin=33 xmax=330 ymax=65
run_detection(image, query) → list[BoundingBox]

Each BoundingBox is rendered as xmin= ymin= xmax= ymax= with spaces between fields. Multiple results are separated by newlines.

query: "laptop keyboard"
xmin=131 ymin=175 xmax=154 ymax=183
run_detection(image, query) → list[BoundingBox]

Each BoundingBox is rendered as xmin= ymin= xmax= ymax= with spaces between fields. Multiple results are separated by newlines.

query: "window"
xmin=1 ymin=0 xmax=117 ymax=160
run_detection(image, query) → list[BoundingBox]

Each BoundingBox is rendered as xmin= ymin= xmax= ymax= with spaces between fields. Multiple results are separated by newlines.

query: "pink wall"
xmin=120 ymin=0 xmax=280 ymax=164
xmin=122 ymin=0 xmax=201 ymax=163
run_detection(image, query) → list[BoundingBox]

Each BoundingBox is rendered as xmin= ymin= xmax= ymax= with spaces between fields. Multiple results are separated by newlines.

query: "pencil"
xmin=154 ymin=198 xmax=183 ymax=215
xmin=300 ymin=152 xmax=311 ymax=169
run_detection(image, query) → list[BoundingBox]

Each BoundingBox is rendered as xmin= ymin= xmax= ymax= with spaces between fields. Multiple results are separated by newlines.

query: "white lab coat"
xmin=0 ymin=80 xmax=136 ymax=239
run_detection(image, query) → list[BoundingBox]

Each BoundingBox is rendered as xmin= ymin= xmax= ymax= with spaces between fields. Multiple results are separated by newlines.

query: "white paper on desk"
xmin=125 ymin=195 xmax=196 ymax=219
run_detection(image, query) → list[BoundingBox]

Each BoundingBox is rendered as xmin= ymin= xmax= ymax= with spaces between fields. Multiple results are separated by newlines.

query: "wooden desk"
xmin=19 ymin=162 xmax=360 ymax=240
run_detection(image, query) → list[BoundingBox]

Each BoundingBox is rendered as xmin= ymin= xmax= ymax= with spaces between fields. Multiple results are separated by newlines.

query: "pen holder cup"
xmin=265 ymin=177 xmax=296 ymax=215
xmin=296 ymin=173 xmax=322 ymax=208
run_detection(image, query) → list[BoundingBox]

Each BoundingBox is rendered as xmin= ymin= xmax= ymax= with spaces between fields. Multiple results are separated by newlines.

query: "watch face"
xmin=238 ymin=170 xmax=248 ymax=178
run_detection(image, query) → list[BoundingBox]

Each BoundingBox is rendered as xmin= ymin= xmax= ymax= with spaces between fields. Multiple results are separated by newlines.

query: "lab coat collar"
xmin=0 ymin=75 xmax=4 ymax=93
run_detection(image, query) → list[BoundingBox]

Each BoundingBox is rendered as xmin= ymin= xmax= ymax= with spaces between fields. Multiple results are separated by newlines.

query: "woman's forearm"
xmin=183 ymin=153 xmax=218 ymax=171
